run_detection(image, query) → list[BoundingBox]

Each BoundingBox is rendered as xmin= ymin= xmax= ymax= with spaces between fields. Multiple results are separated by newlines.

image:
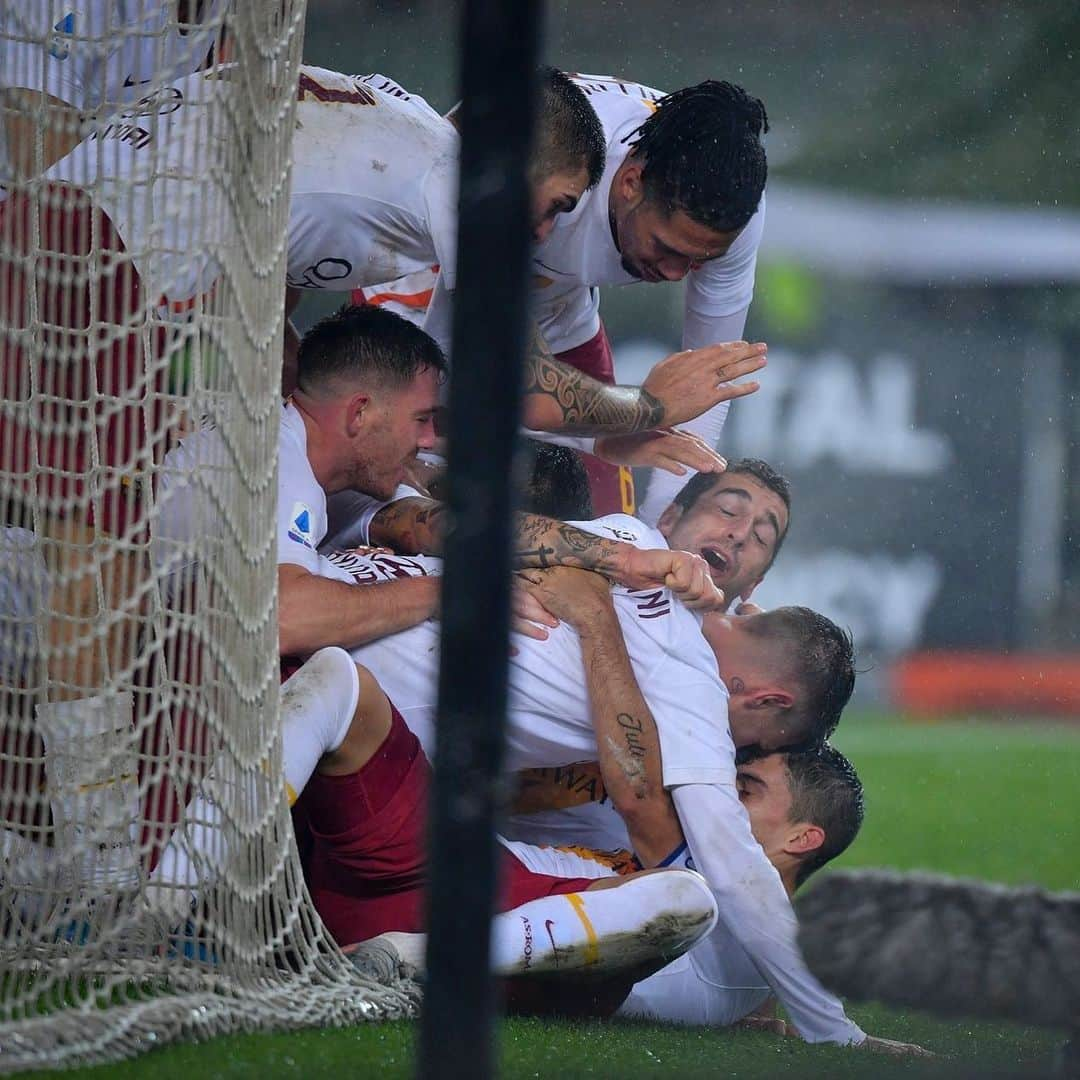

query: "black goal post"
xmin=419 ymin=2 xmax=543 ymax=1078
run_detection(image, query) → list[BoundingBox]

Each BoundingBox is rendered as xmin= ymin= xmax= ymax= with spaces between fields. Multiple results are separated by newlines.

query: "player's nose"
xmin=726 ymin=519 xmax=751 ymax=544
xmin=658 ymin=259 xmax=692 ymax=282
xmin=532 ymin=219 xmax=555 ymax=244
xmin=417 ymin=421 xmax=437 ymax=451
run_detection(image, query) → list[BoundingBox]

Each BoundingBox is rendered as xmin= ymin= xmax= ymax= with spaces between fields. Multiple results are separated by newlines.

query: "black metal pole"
xmin=419 ymin=3 xmax=542 ymax=1078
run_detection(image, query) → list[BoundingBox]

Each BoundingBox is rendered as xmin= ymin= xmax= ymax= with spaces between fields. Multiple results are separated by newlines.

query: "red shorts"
xmin=298 ymin=705 xmax=597 ymax=945
xmin=556 ymin=325 xmax=635 ymax=518
xmin=0 ymin=183 xmax=151 ymax=536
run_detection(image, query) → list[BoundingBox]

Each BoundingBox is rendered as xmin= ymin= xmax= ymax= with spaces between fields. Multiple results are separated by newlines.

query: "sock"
xmin=36 ymin=691 xmax=139 ymax=890
xmin=279 ymin=647 xmax=360 ymax=806
xmin=146 ymin=648 xmax=359 ymax=916
xmin=490 ymin=869 xmax=718 ymax=978
xmin=636 ymin=400 xmax=731 ymax=527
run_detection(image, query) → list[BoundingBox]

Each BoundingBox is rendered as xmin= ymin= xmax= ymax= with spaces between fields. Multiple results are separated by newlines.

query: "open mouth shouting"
xmin=701 ymin=547 xmax=731 ymax=579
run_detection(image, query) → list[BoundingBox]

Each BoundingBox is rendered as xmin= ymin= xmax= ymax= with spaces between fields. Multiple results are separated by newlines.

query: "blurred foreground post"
xmin=419 ymin=2 xmax=542 ymax=1078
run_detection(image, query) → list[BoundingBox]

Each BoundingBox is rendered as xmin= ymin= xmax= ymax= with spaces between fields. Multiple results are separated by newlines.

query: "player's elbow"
xmin=277 ymin=570 xmax=318 ymax=657
xmin=521 ymin=394 xmax=561 ymax=432
xmin=612 ymin=788 xmax=682 ymax=864
xmin=277 ymin=608 xmax=310 ymax=659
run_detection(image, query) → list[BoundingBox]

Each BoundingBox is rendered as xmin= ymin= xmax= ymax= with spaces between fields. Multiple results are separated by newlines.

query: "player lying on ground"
xmin=356 ymin=75 xmax=769 ymax=517
xmin=311 ymin=522 xmax=870 ymax=1045
xmin=146 ymin=648 xmax=720 ymax=998
xmin=286 ymin=64 xmax=765 ymax=480
xmin=360 ymin=746 xmax=866 ymax=1028
xmin=504 ymin=564 xmax=929 ymax=1057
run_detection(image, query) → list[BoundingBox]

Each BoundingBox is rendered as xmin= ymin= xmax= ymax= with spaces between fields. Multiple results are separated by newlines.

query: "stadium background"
xmin=298 ymin=0 xmax=1079 ymax=714
xmin=56 ymin=4 xmax=1072 ymax=1076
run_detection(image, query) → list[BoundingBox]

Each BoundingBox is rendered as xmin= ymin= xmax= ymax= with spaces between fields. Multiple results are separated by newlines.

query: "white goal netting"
xmin=0 ymin=3 xmax=417 ymax=1072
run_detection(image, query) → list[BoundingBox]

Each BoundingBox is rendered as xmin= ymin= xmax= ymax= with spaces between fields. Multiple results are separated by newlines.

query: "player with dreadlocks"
xmin=528 ymin=76 xmax=770 ymax=522
xmin=354 ymin=77 xmax=770 ymax=520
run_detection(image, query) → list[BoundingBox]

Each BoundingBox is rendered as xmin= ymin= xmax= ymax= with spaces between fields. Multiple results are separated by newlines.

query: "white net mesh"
xmin=0 ymin=3 xmax=417 ymax=1071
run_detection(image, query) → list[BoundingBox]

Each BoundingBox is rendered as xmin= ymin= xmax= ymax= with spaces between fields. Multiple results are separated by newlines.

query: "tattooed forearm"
xmin=513 ymin=513 xmax=624 ymax=575
xmin=575 ymin=604 xmax=680 ymax=863
xmin=370 ymin=496 xmax=446 ymax=554
xmin=617 ymin=713 xmax=648 ymax=763
xmin=522 ymin=324 xmax=665 ymax=435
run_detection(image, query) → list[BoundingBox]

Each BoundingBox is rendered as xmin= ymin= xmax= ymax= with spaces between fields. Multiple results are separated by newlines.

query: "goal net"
xmin=0 ymin=4 xmax=417 ymax=1071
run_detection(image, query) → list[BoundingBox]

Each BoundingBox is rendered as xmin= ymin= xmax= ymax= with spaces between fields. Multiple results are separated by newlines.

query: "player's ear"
xmin=344 ymin=391 xmax=371 ymax=436
xmin=617 ymin=156 xmax=646 ymax=205
xmin=656 ymin=502 xmax=682 ymax=540
xmin=750 ymin=688 xmax=794 ymax=712
xmin=786 ymin=823 xmax=825 ymax=858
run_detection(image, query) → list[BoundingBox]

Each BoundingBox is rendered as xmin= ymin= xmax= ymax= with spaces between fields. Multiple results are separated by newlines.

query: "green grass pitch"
xmin=41 ymin=711 xmax=1080 ymax=1078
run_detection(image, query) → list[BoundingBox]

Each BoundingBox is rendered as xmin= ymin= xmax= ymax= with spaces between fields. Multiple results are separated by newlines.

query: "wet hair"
xmin=534 ymin=67 xmax=606 ymax=189
xmin=672 ymin=459 xmax=792 ymax=567
xmin=296 ymin=304 xmax=447 ymax=397
xmin=785 ymin=744 xmax=865 ymax=887
xmin=625 ymin=80 xmax=768 ymax=232
xmin=519 ymin=441 xmax=593 ymax=521
xmin=745 ymin=606 xmax=855 ymax=745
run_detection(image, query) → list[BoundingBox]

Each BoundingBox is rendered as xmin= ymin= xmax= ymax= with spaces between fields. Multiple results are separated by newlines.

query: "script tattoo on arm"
xmin=522 ymin=323 xmax=665 ymax=435
xmin=513 ymin=513 xmax=624 ymax=575
xmin=576 ymin=603 xmax=682 ymax=866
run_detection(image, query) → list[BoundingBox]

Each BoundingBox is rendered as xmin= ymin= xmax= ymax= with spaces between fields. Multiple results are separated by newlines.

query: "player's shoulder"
xmin=567 ymin=512 xmax=666 ymax=551
xmin=297 ymin=64 xmax=382 ymax=106
xmin=569 ymin=72 xmax=666 ymax=106
xmin=566 ymin=72 xmax=666 ymax=138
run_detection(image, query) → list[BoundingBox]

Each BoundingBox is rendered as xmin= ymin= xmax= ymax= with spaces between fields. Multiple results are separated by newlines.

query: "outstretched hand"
xmin=857 ymin=1035 xmax=935 ymax=1058
xmin=642 ymin=341 xmax=766 ymax=428
xmin=593 ymin=428 xmax=727 ymax=476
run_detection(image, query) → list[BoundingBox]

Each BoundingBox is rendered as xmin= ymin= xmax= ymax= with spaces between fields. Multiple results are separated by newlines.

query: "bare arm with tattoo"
xmin=369 ymin=498 xmax=723 ymax=609
xmin=516 ymin=567 xmax=683 ymax=866
xmin=520 ymin=323 xmax=768 ymax=436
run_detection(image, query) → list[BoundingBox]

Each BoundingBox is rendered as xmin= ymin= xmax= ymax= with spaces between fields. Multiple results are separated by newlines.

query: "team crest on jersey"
xmin=48 ymin=11 xmax=77 ymax=60
xmin=287 ymin=503 xmax=315 ymax=548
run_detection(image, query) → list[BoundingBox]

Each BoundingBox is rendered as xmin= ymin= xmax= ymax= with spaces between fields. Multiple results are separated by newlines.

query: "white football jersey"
xmin=0 ymin=1 xmax=224 ymax=111
xmin=39 ymin=67 xmax=233 ymax=309
xmin=0 ymin=0 xmax=224 ymax=180
xmin=286 ymin=65 xmax=458 ymax=297
xmin=158 ymin=401 xmax=337 ymax=597
xmin=531 ymin=73 xmax=765 ymax=355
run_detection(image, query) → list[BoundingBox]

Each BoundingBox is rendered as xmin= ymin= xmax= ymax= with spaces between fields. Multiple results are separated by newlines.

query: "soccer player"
xmin=335 ymin=455 xmax=791 ymax=620
xmin=0 ymin=61 xmax=241 ymax=886
xmin=286 ymin=65 xmax=765 ymax=475
xmin=498 ymin=745 xmax=864 ymax=1027
xmin=347 ymin=743 xmax=869 ymax=1025
xmin=504 ymin=562 xmax=927 ymax=1055
xmin=530 ymin=76 xmax=769 ymax=523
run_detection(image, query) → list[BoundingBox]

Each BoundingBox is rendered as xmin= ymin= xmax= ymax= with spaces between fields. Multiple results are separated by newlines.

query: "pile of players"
xmin=0 ymin=4 xmax=930 ymax=1058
